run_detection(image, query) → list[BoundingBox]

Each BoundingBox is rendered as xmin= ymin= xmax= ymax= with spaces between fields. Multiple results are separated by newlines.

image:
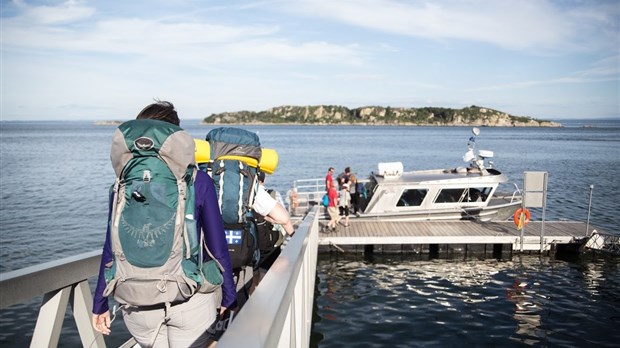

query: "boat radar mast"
xmin=462 ymin=127 xmax=494 ymax=175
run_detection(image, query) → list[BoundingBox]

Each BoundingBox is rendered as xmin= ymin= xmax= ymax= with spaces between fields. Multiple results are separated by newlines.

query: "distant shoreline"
xmin=1 ymin=118 xmax=613 ymax=129
xmin=199 ymin=121 xmax=563 ymax=127
xmin=94 ymin=120 xmax=122 ymax=126
xmin=201 ymin=105 xmax=564 ymax=127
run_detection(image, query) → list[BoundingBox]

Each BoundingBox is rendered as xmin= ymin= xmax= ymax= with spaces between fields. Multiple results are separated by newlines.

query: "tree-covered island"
xmin=202 ymin=105 xmax=561 ymax=127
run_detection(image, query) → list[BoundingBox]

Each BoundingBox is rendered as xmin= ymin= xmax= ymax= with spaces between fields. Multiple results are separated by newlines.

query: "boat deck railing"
xmin=0 ymin=207 xmax=320 ymax=348
xmin=508 ymin=182 xmax=522 ymax=203
xmin=289 ymin=178 xmax=371 ymax=218
xmin=290 ymin=178 xmax=325 ymax=217
xmin=585 ymin=231 xmax=620 ymax=256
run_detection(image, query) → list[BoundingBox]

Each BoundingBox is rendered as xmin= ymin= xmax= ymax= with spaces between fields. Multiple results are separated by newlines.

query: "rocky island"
xmin=202 ymin=105 xmax=561 ymax=127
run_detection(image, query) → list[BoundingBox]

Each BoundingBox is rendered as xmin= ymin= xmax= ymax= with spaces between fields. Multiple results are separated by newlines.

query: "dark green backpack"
xmin=103 ymin=119 xmax=221 ymax=307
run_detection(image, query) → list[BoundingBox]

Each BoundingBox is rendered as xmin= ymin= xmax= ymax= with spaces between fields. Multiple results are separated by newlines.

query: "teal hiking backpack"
xmin=103 ymin=119 xmax=222 ymax=307
xmin=205 ymin=127 xmax=262 ymax=270
xmin=321 ymin=194 xmax=329 ymax=207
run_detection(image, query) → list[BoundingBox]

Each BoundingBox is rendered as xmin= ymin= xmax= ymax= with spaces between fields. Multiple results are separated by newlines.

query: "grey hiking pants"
xmin=122 ymin=291 xmax=218 ymax=348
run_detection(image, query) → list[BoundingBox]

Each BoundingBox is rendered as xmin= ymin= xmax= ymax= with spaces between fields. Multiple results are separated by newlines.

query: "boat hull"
xmin=342 ymin=199 xmax=521 ymax=222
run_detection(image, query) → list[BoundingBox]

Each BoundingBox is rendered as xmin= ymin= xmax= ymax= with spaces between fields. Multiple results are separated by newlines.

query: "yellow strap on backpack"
xmin=194 ymin=139 xmax=279 ymax=174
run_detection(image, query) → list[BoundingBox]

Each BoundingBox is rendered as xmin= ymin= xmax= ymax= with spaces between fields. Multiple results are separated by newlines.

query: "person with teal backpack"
xmin=200 ymin=127 xmax=295 ymax=312
xmin=92 ymin=101 xmax=237 ymax=347
xmin=205 ymin=127 xmax=263 ymax=272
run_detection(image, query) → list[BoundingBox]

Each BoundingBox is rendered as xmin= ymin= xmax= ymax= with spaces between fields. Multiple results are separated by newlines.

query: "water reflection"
xmin=312 ymin=253 xmax=620 ymax=347
xmin=506 ymin=269 xmax=544 ymax=345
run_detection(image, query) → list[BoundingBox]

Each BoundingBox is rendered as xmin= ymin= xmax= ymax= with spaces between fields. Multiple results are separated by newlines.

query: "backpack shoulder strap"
xmin=200 ymin=229 xmax=225 ymax=274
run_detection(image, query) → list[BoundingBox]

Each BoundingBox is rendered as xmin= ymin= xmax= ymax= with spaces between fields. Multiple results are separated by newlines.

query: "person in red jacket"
xmin=326 ymin=180 xmax=340 ymax=231
xmin=325 ymin=167 xmax=334 ymax=191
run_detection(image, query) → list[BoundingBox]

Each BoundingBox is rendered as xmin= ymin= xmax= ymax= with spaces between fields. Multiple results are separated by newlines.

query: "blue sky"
xmin=1 ymin=0 xmax=619 ymax=121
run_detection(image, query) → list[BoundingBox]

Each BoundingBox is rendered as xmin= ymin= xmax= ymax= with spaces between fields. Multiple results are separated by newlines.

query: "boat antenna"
xmin=463 ymin=127 xmax=489 ymax=175
xmin=468 ymin=127 xmax=480 ymax=150
xmin=463 ymin=127 xmax=479 ymax=163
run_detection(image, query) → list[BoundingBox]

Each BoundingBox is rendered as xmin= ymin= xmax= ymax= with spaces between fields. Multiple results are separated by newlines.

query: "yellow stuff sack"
xmin=194 ymin=139 xmax=279 ymax=174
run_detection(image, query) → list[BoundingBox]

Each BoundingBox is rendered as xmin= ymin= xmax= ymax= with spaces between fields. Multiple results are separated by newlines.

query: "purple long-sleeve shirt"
xmin=92 ymin=170 xmax=237 ymax=314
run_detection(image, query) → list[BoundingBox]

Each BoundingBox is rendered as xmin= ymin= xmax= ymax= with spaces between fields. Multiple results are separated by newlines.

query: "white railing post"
xmin=0 ymin=251 xmax=128 ymax=347
xmin=31 ymin=287 xmax=71 ymax=348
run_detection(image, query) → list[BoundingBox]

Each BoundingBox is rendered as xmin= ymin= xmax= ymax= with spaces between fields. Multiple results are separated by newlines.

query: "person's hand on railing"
xmin=92 ymin=311 xmax=112 ymax=335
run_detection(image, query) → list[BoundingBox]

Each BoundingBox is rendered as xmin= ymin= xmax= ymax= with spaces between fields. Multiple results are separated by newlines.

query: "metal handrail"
xmin=0 ymin=251 xmax=109 ymax=348
xmin=293 ymin=178 xmax=325 ymax=193
xmin=510 ymin=182 xmax=522 ymax=203
xmin=0 ymin=251 xmax=100 ymax=309
xmin=0 ymin=207 xmax=320 ymax=348
xmin=218 ymin=206 xmax=319 ymax=348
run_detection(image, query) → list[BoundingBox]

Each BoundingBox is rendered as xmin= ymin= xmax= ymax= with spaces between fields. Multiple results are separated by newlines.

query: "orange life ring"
xmin=513 ymin=208 xmax=531 ymax=227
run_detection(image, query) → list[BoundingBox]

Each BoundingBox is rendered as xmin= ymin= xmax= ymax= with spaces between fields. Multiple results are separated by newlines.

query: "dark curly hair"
xmin=136 ymin=100 xmax=180 ymax=126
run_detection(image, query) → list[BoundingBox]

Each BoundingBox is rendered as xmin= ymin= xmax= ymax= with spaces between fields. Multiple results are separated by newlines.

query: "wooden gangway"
xmin=318 ymin=220 xmax=603 ymax=252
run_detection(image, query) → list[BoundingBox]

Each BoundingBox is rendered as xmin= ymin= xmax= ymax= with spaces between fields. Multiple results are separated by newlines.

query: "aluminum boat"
xmin=288 ymin=128 xmax=522 ymax=222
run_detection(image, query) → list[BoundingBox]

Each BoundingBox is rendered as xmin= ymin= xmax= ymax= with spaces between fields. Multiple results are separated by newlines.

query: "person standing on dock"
xmin=325 ymin=167 xmax=335 ymax=191
xmin=91 ymin=101 xmax=237 ymax=347
xmin=339 ymin=182 xmax=351 ymax=227
xmin=326 ymin=180 xmax=340 ymax=231
xmin=337 ymin=166 xmax=351 ymax=190
xmin=349 ymin=174 xmax=361 ymax=217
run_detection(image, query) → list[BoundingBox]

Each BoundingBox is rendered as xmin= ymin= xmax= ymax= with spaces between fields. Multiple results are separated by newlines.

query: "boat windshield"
xmin=434 ymin=187 xmax=493 ymax=204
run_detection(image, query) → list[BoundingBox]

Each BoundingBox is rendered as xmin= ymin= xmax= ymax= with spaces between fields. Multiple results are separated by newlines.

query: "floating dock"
xmin=318 ymin=220 xmax=602 ymax=253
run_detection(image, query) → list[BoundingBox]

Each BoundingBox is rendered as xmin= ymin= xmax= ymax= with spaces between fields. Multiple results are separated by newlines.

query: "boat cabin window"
xmin=397 ymin=189 xmax=428 ymax=207
xmin=434 ymin=188 xmax=465 ymax=203
xmin=359 ymin=177 xmax=378 ymax=212
xmin=434 ymin=187 xmax=493 ymax=203
xmin=467 ymin=187 xmax=493 ymax=202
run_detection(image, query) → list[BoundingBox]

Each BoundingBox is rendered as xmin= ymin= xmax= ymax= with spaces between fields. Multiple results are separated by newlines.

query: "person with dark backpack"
xmin=251 ymin=172 xmax=285 ymax=287
xmin=201 ymin=127 xmax=295 ymax=273
xmin=194 ymin=128 xmax=295 ymax=343
xmin=91 ymin=101 xmax=237 ymax=347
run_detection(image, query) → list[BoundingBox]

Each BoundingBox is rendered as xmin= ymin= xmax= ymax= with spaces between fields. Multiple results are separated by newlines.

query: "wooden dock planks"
xmin=319 ymin=220 xmax=599 ymax=250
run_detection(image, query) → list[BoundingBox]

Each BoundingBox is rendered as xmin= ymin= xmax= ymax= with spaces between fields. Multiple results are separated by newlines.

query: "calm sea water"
xmin=312 ymin=253 xmax=620 ymax=348
xmin=0 ymin=120 xmax=619 ymax=347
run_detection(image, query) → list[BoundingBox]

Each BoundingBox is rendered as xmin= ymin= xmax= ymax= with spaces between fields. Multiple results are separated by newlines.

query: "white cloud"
xmin=10 ymin=0 xmax=95 ymax=25
xmin=467 ymin=55 xmax=620 ymax=92
xmin=575 ymin=55 xmax=620 ymax=79
xmin=2 ymin=3 xmax=365 ymax=68
xmin=224 ymin=40 xmax=364 ymax=65
xmin=1 ymin=0 xmax=618 ymax=120
xmin=286 ymin=0 xmax=618 ymax=53
xmin=334 ymin=73 xmax=385 ymax=81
